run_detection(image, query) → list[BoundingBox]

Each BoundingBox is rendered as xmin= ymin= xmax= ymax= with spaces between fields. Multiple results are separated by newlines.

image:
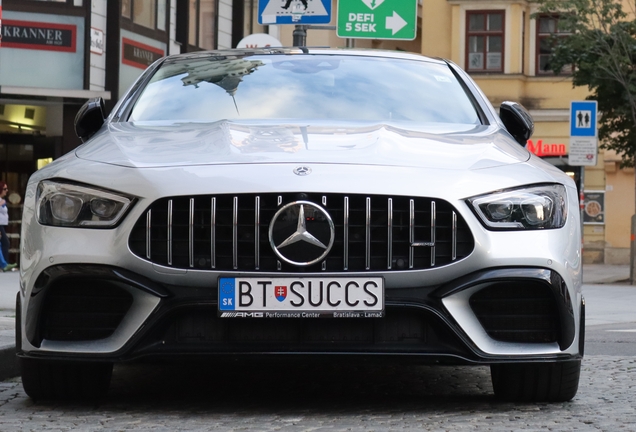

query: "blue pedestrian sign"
xmin=570 ymin=101 xmax=597 ymax=137
xmin=259 ymin=0 xmax=331 ymax=24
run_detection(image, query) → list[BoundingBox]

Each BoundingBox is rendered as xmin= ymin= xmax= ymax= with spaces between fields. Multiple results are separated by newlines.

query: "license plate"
xmin=218 ymin=277 xmax=384 ymax=318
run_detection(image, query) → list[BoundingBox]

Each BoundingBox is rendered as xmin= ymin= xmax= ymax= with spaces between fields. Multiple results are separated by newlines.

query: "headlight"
xmin=36 ymin=180 xmax=134 ymax=228
xmin=467 ymin=184 xmax=567 ymax=230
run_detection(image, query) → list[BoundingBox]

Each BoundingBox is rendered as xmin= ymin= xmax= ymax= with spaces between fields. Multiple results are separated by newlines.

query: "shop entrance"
xmin=0 ymin=133 xmax=58 ymax=264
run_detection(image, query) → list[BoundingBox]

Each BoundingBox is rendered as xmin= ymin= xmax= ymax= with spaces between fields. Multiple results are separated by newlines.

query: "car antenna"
xmin=232 ymin=95 xmax=240 ymax=115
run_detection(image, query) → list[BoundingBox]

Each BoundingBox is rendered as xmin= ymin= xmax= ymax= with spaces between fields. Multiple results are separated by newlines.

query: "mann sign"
xmin=526 ymin=139 xmax=567 ymax=157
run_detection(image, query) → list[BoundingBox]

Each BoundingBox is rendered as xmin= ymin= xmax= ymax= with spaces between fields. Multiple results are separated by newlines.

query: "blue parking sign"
xmin=570 ymin=101 xmax=597 ymax=137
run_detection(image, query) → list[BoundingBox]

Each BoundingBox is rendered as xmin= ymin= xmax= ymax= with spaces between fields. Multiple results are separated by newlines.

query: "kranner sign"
xmin=122 ymin=38 xmax=164 ymax=70
xmin=1 ymin=20 xmax=76 ymax=52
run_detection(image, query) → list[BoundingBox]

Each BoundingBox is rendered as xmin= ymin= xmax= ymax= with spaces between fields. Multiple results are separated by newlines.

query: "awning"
xmin=0 ymin=85 xmax=110 ymax=101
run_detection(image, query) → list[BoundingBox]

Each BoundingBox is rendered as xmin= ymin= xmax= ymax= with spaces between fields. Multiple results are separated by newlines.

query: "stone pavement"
xmin=0 ymin=265 xmax=633 ymax=382
xmin=0 ymin=270 xmax=18 ymax=381
xmin=582 ymin=264 xmax=630 ymax=284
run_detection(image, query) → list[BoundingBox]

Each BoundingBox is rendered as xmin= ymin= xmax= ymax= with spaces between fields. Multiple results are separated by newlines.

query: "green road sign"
xmin=337 ymin=0 xmax=417 ymax=40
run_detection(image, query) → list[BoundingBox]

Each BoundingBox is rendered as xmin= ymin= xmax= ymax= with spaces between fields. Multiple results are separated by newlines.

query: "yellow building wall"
xmin=602 ymin=154 xmax=635 ymax=263
xmin=421 ymin=0 xmax=453 ymax=58
xmin=470 ymin=77 xmax=590 ymax=110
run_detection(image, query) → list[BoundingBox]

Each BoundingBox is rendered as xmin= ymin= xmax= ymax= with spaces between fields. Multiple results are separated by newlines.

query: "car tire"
xmin=20 ymin=358 xmax=113 ymax=400
xmin=490 ymin=360 xmax=581 ymax=402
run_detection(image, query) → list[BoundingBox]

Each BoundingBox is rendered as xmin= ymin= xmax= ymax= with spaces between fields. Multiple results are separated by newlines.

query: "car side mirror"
xmin=499 ymin=101 xmax=534 ymax=146
xmin=75 ymin=97 xmax=106 ymax=142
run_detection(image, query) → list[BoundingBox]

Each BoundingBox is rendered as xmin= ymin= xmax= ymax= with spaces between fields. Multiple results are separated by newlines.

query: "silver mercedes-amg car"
xmin=16 ymin=48 xmax=584 ymax=402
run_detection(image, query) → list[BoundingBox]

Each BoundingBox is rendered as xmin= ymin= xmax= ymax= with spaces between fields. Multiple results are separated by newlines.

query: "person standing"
xmin=0 ymin=181 xmax=16 ymax=270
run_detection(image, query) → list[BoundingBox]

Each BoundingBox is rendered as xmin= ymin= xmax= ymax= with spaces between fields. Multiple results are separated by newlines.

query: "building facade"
xmin=0 ymin=0 xmax=632 ymax=264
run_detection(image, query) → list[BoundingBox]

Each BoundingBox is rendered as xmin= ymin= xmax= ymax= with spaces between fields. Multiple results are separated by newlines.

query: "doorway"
xmin=0 ymin=134 xmax=57 ymax=264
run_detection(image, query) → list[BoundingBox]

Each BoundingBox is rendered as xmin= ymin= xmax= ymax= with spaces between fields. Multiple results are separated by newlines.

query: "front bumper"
xmin=18 ymin=264 xmax=584 ymax=365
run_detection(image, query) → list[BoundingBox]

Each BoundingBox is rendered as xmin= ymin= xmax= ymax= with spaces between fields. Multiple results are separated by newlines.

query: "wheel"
xmin=490 ymin=360 xmax=581 ymax=402
xmin=20 ymin=358 xmax=113 ymax=400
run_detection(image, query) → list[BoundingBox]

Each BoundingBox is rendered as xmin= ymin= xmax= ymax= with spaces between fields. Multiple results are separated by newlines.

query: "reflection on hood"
xmin=76 ymin=121 xmax=531 ymax=170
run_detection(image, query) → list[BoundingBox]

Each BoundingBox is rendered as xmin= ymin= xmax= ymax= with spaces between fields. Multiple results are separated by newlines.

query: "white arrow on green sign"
xmin=337 ymin=0 xmax=417 ymax=40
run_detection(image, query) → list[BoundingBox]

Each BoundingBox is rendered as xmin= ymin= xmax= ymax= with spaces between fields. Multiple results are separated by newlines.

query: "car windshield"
xmin=128 ymin=54 xmax=481 ymax=125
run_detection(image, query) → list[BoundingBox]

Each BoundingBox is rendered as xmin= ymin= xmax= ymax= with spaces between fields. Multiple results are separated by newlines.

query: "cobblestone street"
xmin=0 ymin=355 xmax=634 ymax=431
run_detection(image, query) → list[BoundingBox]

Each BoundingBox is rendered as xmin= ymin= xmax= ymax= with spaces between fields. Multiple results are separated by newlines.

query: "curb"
xmin=0 ymin=344 xmax=19 ymax=381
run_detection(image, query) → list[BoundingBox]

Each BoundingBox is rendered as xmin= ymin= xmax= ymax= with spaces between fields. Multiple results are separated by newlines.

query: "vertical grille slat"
xmin=255 ymin=196 xmax=260 ymax=270
xmin=344 ymin=196 xmax=350 ymax=271
xmin=211 ymin=197 xmax=216 ymax=269
xmin=387 ymin=198 xmax=393 ymax=270
xmin=430 ymin=201 xmax=436 ymax=267
xmin=452 ymin=210 xmax=457 ymax=261
xmin=409 ymin=199 xmax=415 ymax=269
xmin=365 ymin=197 xmax=371 ymax=271
xmin=145 ymin=209 xmax=151 ymax=260
xmin=189 ymin=198 xmax=194 ymax=268
xmin=129 ymin=193 xmax=474 ymax=272
xmin=167 ymin=199 xmax=173 ymax=266
xmin=233 ymin=196 xmax=238 ymax=270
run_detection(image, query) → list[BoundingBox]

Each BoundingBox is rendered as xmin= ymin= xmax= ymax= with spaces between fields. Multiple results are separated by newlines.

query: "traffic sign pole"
xmin=293 ymin=25 xmax=307 ymax=46
xmin=568 ymin=100 xmax=598 ymax=284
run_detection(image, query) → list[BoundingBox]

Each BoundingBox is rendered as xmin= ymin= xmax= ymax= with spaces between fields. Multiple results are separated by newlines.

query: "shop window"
xmin=189 ymin=0 xmax=216 ymax=50
xmin=536 ymin=15 xmax=572 ymax=75
xmin=466 ymin=11 xmax=505 ymax=73
xmin=122 ymin=0 xmax=167 ymax=32
xmin=26 ymin=0 xmax=82 ymax=4
xmin=23 ymin=0 xmax=82 ymax=4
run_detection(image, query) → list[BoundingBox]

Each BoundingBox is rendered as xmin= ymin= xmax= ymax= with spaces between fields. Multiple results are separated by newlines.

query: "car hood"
xmin=75 ymin=121 xmax=530 ymax=170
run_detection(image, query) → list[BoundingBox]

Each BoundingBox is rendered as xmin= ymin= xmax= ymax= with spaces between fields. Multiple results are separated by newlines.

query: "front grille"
xmin=129 ymin=193 xmax=474 ymax=272
xmin=469 ymin=282 xmax=560 ymax=343
xmin=40 ymin=280 xmax=133 ymax=342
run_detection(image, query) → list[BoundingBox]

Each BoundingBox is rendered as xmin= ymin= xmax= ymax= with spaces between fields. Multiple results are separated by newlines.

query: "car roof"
xmin=161 ymin=47 xmax=449 ymax=66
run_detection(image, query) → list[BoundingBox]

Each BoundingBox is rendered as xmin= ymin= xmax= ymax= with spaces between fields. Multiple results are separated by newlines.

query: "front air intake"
xmin=40 ymin=280 xmax=133 ymax=342
xmin=469 ymin=282 xmax=560 ymax=343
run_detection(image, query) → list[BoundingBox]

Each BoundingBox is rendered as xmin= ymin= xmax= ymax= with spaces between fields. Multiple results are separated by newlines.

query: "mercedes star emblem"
xmin=293 ymin=166 xmax=312 ymax=176
xmin=269 ymin=201 xmax=334 ymax=266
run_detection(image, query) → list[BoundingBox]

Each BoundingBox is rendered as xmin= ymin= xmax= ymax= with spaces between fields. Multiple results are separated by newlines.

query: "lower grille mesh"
xmin=129 ymin=193 xmax=474 ymax=272
xmin=469 ymin=282 xmax=560 ymax=343
xmin=171 ymin=309 xmax=428 ymax=345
